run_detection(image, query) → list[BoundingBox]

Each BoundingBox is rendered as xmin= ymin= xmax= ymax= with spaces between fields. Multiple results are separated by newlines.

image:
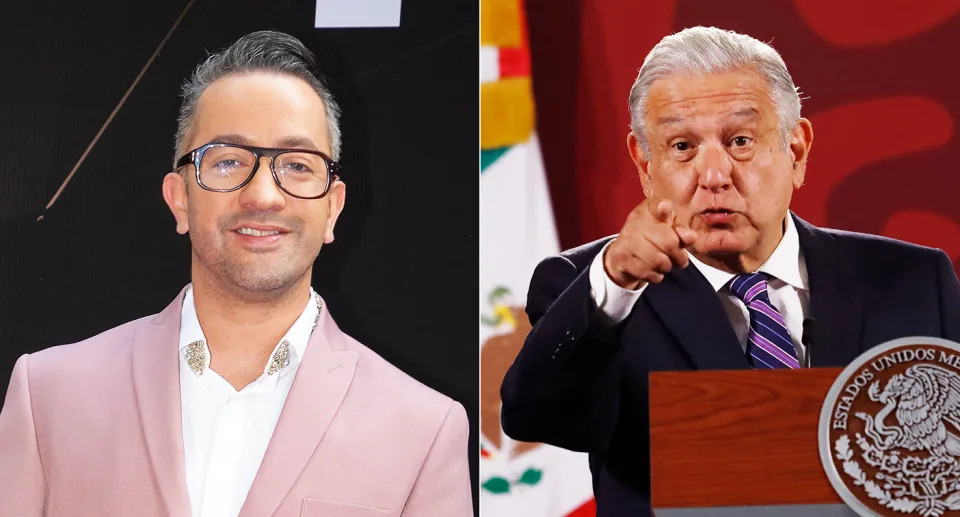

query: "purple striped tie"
xmin=729 ymin=273 xmax=800 ymax=369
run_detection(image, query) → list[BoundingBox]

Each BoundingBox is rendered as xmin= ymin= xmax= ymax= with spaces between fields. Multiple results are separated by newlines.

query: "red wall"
xmin=528 ymin=0 xmax=960 ymax=271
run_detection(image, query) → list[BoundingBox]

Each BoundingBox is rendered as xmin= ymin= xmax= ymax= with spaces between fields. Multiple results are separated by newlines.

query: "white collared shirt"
xmin=589 ymin=214 xmax=811 ymax=361
xmin=178 ymin=286 xmax=320 ymax=517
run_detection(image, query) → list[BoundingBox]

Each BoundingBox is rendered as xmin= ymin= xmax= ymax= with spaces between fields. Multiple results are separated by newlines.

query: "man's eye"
xmin=672 ymin=142 xmax=691 ymax=151
xmin=282 ymin=162 xmax=312 ymax=173
xmin=731 ymin=136 xmax=751 ymax=147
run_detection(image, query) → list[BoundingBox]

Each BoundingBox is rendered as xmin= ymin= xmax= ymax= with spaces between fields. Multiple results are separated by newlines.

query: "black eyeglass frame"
xmin=174 ymin=142 xmax=341 ymax=199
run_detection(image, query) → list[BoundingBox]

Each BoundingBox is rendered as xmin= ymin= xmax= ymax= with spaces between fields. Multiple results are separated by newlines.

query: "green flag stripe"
xmin=480 ymin=147 xmax=510 ymax=172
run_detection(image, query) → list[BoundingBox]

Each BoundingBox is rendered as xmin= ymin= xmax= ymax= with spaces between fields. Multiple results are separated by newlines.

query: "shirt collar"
xmin=178 ymin=284 xmax=321 ymax=378
xmin=687 ymin=212 xmax=809 ymax=293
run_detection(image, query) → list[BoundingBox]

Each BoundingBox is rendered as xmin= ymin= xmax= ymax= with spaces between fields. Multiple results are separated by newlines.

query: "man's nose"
xmin=696 ymin=144 xmax=733 ymax=192
xmin=238 ymin=157 xmax=286 ymax=211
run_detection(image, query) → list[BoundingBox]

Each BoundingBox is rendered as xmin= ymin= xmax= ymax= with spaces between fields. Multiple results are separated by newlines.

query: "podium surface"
xmin=649 ymin=368 xmax=856 ymax=516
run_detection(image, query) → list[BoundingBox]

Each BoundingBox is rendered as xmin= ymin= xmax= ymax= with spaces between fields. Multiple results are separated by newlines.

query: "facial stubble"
xmin=188 ymin=209 xmax=321 ymax=295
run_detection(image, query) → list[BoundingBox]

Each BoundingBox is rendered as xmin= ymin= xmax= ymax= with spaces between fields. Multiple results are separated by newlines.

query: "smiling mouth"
xmin=235 ymin=227 xmax=284 ymax=237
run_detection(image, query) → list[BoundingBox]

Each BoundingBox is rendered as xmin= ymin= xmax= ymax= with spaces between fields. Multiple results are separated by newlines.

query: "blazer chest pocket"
xmin=301 ymin=498 xmax=391 ymax=517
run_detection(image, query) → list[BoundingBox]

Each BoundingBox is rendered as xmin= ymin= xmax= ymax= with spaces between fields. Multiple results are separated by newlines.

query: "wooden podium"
xmin=649 ymin=368 xmax=860 ymax=516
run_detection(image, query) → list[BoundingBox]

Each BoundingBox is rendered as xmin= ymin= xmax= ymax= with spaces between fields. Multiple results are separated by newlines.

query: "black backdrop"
xmin=0 ymin=0 xmax=478 ymax=509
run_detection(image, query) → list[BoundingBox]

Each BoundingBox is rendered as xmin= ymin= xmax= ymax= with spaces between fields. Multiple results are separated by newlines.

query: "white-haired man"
xmin=501 ymin=26 xmax=960 ymax=516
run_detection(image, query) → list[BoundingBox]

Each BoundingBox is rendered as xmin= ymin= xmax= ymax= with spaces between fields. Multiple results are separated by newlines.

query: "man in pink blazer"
xmin=0 ymin=31 xmax=471 ymax=516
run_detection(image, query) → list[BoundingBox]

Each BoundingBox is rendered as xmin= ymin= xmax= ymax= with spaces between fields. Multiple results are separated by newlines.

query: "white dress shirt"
xmin=588 ymin=214 xmax=811 ymax=362
xmin=178 ymin=285 xmax=320 ymax=517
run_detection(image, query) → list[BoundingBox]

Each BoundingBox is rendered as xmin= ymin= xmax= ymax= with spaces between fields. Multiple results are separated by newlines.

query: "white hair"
xmin=628 ymin=26 xmax=802 ymax=154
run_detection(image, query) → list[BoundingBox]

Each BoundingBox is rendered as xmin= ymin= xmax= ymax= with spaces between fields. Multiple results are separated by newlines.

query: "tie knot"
xmin=729 ymin=272 xmax=770 ymax=303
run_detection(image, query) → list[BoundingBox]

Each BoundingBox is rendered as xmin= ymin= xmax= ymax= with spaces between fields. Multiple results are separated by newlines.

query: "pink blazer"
xmin=0 ymin=289 xmax=472 ymax=516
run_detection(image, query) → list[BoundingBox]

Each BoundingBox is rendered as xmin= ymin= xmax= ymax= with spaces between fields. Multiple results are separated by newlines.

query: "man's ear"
xmin=162 ymin=172 xmax=190 ymax=234
xmin=322 ymin=180 xmax=346 ymax=244
xmin=628 ymin=132 xmax=653 ymax=197
xmin=789 ymin=118 xmax=814 ymax=189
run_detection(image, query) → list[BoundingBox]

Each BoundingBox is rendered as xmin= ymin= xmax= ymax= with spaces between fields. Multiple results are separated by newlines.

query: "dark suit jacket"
xmin=500 ymin=213 xmax=960 ymax=517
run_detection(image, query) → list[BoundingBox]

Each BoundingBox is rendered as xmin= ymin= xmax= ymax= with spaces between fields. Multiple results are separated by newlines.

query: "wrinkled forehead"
xmin=645 ymin=70 xmax=778 ymax=132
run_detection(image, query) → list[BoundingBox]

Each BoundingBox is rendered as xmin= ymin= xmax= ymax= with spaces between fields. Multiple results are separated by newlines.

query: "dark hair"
xmin=174 ymin=30 xmax=341 ymax=164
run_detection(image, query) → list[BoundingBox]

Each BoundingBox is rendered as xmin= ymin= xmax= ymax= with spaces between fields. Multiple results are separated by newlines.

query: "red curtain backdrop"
xmin=528 ymin=0 xmax=960 ymax=272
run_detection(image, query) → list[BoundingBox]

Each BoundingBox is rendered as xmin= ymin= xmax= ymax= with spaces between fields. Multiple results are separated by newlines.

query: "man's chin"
xmin=218 ymin=259 xmax=308 ymax=294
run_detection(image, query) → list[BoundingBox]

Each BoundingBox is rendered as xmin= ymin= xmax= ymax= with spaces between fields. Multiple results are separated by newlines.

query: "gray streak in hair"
xmin=174 ymin=30 xmax=342 ymax=165
xmin=628 ymin=26 xmax=802 ymax=155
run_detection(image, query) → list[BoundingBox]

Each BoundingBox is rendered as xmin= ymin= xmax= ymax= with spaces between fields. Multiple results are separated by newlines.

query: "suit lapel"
xmin=239 ymin=301 xmax=359 ymax=517
xmin=639 ymin=214 xmax=864 ymax=370
xmin=642 ymin=262 xmax=749 ymax=370
xmin=131 ymin=288 xmax=191 ymax=516
xmin=793 ymin=214 xmax=864 ymax=366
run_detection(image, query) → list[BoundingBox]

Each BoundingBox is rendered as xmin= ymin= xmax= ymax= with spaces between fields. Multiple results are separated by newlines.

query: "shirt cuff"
xmin=589 ymin=240 xmax=646 ymax=328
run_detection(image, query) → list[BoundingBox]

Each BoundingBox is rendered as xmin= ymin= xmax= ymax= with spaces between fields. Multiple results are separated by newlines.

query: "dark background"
xmin=0 ymin=0 xmax=478 ymax=509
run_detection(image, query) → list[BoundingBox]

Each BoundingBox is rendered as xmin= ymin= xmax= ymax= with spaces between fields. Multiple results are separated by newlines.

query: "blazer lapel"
xmin=239 ymin=301 xmax=360 ymax=517
xmin=641 ymin=263 xmax=749 ymax=370
xmin=793 ymin=213 xmax=864 ymax=367
xmin=131 ymin=288 xmax=191 ymax=516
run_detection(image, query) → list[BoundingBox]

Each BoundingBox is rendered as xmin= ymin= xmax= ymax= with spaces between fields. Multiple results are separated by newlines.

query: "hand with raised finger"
xmin=602 ymin=199 xmax=698 ymax=290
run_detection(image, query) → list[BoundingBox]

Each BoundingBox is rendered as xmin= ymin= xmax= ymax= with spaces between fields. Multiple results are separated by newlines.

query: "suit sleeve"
xmin=401 ymin=401 xmax=472 ymax=517
xmin=500 ymin=254 xmax=624 ymax=453
xmin=0 ymin=355 xmax=46 ymax=516
xmin=936 ymin=250 xmax=960 ymax=340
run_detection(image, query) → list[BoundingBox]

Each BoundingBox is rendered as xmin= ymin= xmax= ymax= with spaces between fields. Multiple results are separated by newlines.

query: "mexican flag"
xmin=480 ymin=0 xmax=594 ymax=515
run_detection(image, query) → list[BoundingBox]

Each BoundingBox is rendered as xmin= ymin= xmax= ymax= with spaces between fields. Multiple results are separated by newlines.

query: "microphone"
xmin=802 ymin=318 xmax=817 ymax=368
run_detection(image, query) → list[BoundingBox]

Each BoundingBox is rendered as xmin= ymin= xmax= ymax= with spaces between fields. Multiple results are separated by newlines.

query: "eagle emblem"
xmin=860 ymin=365 xmax=960 ymax=460
xmin=821 ymin=340 xmax=960 ymax=517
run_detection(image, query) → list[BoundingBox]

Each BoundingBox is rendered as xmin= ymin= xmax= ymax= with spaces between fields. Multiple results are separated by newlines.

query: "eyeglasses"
xmin=174 ymin=143 xmax=341 ymax=199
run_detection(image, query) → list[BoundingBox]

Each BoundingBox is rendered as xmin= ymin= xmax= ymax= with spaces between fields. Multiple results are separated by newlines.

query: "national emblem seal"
xmin=820 ymin=337 xmax=960 ymax=516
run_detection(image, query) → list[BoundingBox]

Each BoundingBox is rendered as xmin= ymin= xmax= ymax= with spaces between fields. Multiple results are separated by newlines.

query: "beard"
xmin=188 ymin=210 xmax=321 ymax=295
